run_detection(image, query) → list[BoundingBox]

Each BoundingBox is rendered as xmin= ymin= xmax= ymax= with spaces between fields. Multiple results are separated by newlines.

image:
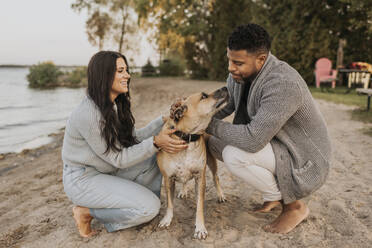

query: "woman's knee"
xmin=140 ymin=195 xmax=161 ymax=222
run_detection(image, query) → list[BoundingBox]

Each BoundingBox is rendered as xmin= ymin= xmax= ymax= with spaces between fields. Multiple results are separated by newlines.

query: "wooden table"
xmin=356 ymin=88 xmax=372 ymax=111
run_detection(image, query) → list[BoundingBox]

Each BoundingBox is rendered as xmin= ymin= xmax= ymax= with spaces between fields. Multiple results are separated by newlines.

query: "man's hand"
xmin=154 ymin=129 xmax=188 ymax=153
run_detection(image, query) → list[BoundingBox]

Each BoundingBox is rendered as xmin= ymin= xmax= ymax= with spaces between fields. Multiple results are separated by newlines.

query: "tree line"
xmin=73 ymin=0 xmax=372 ymax=84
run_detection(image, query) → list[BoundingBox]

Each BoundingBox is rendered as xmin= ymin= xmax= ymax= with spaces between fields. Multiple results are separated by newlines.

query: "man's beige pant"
xmin=209 ymin=136 xmax=282 ymax=202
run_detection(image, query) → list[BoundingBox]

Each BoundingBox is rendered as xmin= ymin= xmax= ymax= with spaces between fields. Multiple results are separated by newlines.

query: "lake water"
xmin=0 ymin=68 xmax=86 ymax=154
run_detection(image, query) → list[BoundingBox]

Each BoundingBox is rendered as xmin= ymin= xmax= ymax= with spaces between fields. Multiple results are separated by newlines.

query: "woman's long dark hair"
xmin=87 ymin=51 xmax=138 ymax=153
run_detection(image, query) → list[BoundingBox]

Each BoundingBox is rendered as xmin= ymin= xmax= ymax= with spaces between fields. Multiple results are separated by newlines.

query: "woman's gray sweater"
xmin=207 ymin=53 xmax=332 ymax=204
xmin=62 ymin=96 xmax=164 ymax=173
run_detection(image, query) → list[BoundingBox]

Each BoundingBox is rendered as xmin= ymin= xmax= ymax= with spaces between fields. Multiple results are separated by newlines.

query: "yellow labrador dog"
xmin=157 ymin=87 xmax=229 ymax=239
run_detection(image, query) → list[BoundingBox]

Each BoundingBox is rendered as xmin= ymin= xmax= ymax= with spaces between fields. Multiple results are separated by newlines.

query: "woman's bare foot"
xmin=263 ymin=200 xmax=309 ymax=234
xmin=254 ymin=201 xmax=281 ymax=213
xmin=72 ymin=206 xmax=98 ymax=238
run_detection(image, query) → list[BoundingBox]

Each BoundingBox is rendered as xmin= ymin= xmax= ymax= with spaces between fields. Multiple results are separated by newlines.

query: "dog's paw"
xmin=158 ymin=213 xmax=173 ymax=228
xmin=194 ymin=225 xmax=208 ymax=239
xmin=178 ymin=182 xmax=192 ymax=199
xmin=177 ymin=191 xmax=188 ymax=199
xmin=218 ymin=194 xmax=227 ymax=203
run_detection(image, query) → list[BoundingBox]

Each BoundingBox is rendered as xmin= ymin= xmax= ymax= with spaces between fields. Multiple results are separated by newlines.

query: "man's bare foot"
xmin=263 ymin=200 xmax=309 ymax=234
xmin=72 ymin=206 xmax=97 ymax=238
xmin=254 ymin=201 xmax=281 ymax=213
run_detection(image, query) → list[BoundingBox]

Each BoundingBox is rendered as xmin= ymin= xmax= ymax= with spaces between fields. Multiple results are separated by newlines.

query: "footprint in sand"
xmin=327 ymin=200 xmax=358 ymax=236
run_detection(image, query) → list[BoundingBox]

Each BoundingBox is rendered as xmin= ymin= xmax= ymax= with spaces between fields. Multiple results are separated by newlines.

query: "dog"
xmin=157 ymin=87 xmax=229 ymax=239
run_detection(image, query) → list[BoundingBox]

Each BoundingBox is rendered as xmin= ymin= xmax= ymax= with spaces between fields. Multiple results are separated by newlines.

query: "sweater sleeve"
xmin=76 ymin=107 xmax=158 ymax=169
xmin=207 ymin=80 xmax=303 ymax=153
xmin=134 ymin=115 xmax=164 ymax=142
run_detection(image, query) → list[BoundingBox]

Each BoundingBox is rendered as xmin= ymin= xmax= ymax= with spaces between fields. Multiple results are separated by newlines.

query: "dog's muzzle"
xmin=213 ymin=87 xmax=229 ymax=108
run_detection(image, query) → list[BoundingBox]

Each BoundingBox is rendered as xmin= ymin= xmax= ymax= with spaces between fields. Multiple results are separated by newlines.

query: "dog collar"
xmin=174 ymin=131 xmax=201 ymax=143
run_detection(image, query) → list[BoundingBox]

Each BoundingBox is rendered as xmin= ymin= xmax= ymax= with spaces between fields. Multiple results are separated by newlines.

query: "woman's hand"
xmin=154 ymin=129 xmax=188 ymax=153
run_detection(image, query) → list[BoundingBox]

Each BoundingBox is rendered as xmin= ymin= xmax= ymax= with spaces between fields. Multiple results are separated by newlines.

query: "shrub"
xmin=141 ymin=60 xmax=157 ymax=77
xmin=27 ymin=62 xmax=62 ymax=88
xmin=159 ymin=58 xmax=185 ymax=76
xmin=64 ymin=67 xmax=87 ymax=86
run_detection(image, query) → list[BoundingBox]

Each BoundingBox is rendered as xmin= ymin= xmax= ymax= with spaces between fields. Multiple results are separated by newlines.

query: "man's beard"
xmin=242 ymin=70 xmax=259 ymax=84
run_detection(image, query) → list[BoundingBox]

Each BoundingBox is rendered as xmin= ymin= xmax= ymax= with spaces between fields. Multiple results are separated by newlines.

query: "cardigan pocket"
xmin=292 ymin=160 xmax=323 ymax=198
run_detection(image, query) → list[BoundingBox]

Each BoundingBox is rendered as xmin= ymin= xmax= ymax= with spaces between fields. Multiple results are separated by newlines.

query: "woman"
xmin=62 ymin=51 xmax=187 ymax=237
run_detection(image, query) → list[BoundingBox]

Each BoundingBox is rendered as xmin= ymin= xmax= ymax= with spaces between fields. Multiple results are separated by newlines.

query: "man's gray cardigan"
xmin=207 ymin=53 xmax=331 ymax=204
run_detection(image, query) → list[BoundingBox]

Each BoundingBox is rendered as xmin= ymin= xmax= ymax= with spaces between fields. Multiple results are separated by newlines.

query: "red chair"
xmin=314 ymin=58 xmax=337 ymax=88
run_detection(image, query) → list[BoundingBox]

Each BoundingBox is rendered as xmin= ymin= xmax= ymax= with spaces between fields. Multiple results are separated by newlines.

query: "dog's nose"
xmin=213 ymin=87 xmax=228 ymax=99
xmin=216 ymin=87 xmax=227 ymax=94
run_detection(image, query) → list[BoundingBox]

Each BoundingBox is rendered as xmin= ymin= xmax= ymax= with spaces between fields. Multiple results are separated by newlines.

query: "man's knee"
xmin=222 ymin=145 xmax=252 ymax=174
xmin=222 ymin=145 xmax=239 ymax=165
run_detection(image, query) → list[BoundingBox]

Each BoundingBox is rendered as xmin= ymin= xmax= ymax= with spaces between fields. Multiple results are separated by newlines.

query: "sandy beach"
xmin=0 ymin=77 xmax=371 ymax=248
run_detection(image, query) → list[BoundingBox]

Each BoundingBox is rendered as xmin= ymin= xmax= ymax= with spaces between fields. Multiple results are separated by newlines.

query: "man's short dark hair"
xmin=228 ymin=23 xmax=271 ymax=54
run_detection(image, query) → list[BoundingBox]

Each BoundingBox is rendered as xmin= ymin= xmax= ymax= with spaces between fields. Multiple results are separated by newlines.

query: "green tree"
xmin=251 ymin=0 xmax=337 ymax=84
xmin=136 ymin=0 xmax=371 ymax=83
xmin=136 ymin=0 xmax=255 ymax=80
xmin=254 ymin=0 xmax=372 ymax=84
xmin=337 ymin=0 xmax=372 ymax=65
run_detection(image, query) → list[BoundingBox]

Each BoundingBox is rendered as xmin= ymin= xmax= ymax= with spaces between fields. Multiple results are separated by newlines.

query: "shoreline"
xmin=0 ymin=130 xmax=64 ymax=176
xmin=0 ymin=129 xmax=65 ymax=157
xmin=1 ymin=78 xmax=371 ymax=247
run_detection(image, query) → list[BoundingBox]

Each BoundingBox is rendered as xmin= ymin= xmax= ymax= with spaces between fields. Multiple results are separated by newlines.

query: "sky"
xmin=0 ymin=0 xmax=157 ymax=66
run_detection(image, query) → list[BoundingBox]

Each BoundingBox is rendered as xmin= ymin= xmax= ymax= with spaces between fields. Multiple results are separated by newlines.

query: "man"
xmin=206 ymin=23 xmax=331 ymax=234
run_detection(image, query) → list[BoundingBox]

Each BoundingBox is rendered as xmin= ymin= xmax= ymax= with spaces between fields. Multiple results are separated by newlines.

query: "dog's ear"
xmin=170 ymin=98 xmax=188 ymax=122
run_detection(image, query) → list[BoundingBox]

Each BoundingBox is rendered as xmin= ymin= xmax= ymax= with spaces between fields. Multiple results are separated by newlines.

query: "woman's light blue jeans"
xmin=62 ymin=155 xmax=162 ymax=232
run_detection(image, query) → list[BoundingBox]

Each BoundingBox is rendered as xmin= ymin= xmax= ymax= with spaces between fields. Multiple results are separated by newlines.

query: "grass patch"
xmin=309 ymin=86 xmax=372 ymax=136
xmin=362 ymin=127 xmax=372 ymax=136
xmin=308 ymin=86 xmax=367 ymax=107
xmin=350 ymin=109 xmax=372 ymax=136
xmin=350 ymin=108 xmax=372 ymax=123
